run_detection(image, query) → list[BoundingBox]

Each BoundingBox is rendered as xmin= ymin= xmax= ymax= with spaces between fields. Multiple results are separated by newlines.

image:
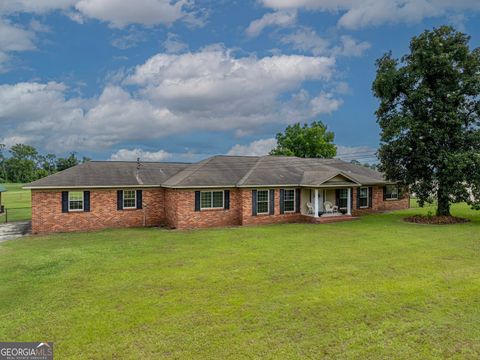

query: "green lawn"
xmin=0 ymin=204 xmax=479 ymax=359
xmin=0 ymin=183 xmax=31 ymax=222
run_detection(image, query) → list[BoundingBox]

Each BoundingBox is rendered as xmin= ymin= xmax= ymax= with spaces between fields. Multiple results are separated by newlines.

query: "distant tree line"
xmin=0 ymin=143 xmax=90 ymax=183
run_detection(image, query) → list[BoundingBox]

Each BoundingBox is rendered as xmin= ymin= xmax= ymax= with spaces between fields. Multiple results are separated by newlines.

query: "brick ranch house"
xmin=25 ymin=155 xmax=409 ymax=234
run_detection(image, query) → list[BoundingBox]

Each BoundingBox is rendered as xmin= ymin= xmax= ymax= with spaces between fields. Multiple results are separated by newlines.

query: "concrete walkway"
xmin=0 ymin=221 xmax=31 ymax=242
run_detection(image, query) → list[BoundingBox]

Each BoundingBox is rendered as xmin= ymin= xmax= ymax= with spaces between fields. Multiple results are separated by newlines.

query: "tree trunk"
xmin=436 ymin=186 xmax=451 ymax=216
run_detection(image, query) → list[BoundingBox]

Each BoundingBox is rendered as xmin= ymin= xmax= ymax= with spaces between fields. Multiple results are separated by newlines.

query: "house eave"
xmin=24 ymin=185 xmax=162 ymax=190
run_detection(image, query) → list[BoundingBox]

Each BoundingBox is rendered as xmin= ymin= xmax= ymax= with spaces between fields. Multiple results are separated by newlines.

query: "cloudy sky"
xmin=1 ymin=0 xmax=479 ymax=163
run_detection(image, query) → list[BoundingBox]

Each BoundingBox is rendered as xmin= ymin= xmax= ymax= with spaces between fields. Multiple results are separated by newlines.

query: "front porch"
xmin=299 ymin=171 xmax=361 ymax=221
xmin=300 ymin=187 xmax=355 ymax=219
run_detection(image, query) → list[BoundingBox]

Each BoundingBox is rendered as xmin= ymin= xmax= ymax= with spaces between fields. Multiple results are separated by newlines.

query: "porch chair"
xmin=306 ymin=202 xmax=315 ymax=215
xmin=323 ymin=201 xmax=338 ymax=214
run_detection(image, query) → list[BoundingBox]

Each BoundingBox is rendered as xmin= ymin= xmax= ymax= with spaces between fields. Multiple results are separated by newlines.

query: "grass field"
xmin=0 ymin=204 xmax=479 ymax=359
xmin=0 ymin=183 xmax=31 ymax=222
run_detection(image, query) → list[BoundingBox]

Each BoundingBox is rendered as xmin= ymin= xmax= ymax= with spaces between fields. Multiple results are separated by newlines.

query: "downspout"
xmin=135 ymin=157 xmax=147 ymax=227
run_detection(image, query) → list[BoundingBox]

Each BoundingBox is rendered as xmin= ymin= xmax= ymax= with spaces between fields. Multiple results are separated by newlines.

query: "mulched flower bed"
xmin=404 ymin=215 xmax=470 ymax=225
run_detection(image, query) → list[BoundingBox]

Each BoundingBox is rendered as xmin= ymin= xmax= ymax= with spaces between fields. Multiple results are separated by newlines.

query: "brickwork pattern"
xmin=32 ymin=185 xmax=409 ymax=233
xmin=31 ymin=188 xmax=164 ymax=234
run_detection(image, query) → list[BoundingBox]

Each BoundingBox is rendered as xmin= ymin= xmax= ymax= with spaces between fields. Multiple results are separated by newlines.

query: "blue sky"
xmin=0 ymin=0 xmax=479 ymax=163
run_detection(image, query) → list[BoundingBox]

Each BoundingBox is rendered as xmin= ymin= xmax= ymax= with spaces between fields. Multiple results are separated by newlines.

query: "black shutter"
xmin=269 ymin=189 xmax=275 ymax=215
xmin=295 ymin=188 xmax=301 ymax=213
xmin=194 ymin=191 xmax=201 ymax=211
xmin=117 ymin=190 xmax=123 ymax=210
xmin=252 ymin=190 xmax=257 ymax=216
xmin=224 ymin=190 xmax=230 ymax=210
xmin=84 ymin=191 xmax=90 ymax=212
xmin=368 ymin=187 xmax=373 ymax=208
xmin=335 ymin=189 xmax=340 ymax=207
xmin=357 ymin=188 xmax=361 ymax=209
xmin=279 ymin=189 xmax=285 ymax=214
xmin=136 ymin=190 xmax=142 ymax=209
xmin=350 ymin=188 xmax=354 ymax=208
xmin=383 ymin=186 xmax=387 ymax=201
xmin=61 ymin=191 xmax=68 ymax=213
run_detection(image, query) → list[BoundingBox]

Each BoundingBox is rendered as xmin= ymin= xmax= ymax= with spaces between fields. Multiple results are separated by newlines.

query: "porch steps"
xmin=305 ymin=215 xmax=360 ymax=224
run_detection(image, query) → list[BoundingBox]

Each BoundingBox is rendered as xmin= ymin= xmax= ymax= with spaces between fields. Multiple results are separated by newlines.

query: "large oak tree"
xmin=373 ymin=26 xmax=480 ymax=216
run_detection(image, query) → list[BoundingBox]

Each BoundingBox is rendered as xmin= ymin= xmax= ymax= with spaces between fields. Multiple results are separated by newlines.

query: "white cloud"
xmin=0 ymin=19 xmax=36 ymax=71
xmin=0 ymin=47 xmax=343 ymax=153
xmin=246 ymin=10 xmax=296 ymax=37
xmin=109 ymin=148 xmax=172 ymax=161
xmin=331 ymin=35 xmax=370 ymax=57
xmin=162 ymin=33 xmax=188 ymax=54
xmin=310 ymin=92 xmax=343 ymax=115
xmin=259 ymin=0 xmax=480 ymax=29
xmin=280 ymin=27 xmax=329 ymax=56
xmin=227 ymin=138 xmax=277 ymax=156
xmin=111 ymin=28 xmax=147 ymax=49
xmin=1 ymin=0 xmax=198 ymax=28
xmin=0 ymin=0 xmax=77 ymax=14
xmin=280 ymin=27 xmax=370 ymax=57
xmin=74 ymin=0 xmax=188 ymax=28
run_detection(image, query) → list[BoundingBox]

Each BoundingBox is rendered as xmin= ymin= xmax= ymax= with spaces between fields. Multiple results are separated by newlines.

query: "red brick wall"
xmin=239 ymin=188 xmax=304 ymax=226
xmin=164 ymin=189 xmax=242 ymax=229
xmin=31 ymin=188 xmax=165 ymax=234
xmin=351 ymin=186 xmax=409 ymax=216
xmin=31 ymin=185 xmax=410 ymax=234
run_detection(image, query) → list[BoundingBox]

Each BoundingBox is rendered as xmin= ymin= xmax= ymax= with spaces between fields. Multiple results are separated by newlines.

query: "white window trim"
xmin=385 ymin=185 xmax=399 ymax=200
xmin=359 ymin=187 xmax=369 ymax=209
xmin=123 ymin=190 xmax=137 ymax=209
xmin=256 ymin=189 xmax=270 ymax=215
xmin=68 ymin=191 xmax=84 ymax=212
xmin=200 ymin=190 xmax=225 ymax=210
xmin=283 ymin=189 xmax=296 ymax=213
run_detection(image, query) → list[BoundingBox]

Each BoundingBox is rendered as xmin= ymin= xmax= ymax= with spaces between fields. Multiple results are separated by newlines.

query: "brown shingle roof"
xmin=24 ymin=161 xmax=189 ymax=188
xmin=25 ymin=156 xmax=392 ymax=189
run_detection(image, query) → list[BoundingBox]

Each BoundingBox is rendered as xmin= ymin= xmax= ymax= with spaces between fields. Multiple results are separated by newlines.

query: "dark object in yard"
xmin=404 ymin=215 xmax=470 ymax=225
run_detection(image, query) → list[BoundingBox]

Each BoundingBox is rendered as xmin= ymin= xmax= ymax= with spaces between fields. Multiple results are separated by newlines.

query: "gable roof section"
xmin=163 ymin=155 xmax=260 ymax=188
xmin=24 ymin=161 xmax=189 ymax=189
xmin=301 ymin=171 xmax=360 ymax=187
xmin=24 ymin=155 xmax=392 ymax=189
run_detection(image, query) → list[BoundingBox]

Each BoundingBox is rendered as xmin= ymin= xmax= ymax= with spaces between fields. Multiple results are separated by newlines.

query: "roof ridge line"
xmin=162 ymin=156 xmax=216 ymax=186
xmin=236 ymin=156 xmax=265 ymax=186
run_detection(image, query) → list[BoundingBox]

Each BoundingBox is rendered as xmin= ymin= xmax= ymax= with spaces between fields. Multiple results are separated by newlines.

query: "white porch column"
xmin=314 ymin=189 xmax=319 ymax=218
xmin=347 ymin=187 xmax=352 ymax=215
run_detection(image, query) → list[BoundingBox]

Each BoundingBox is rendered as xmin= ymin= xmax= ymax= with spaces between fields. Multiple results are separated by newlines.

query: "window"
xmin=284 ymin=189 xmax=295 ymax=212
xmin=385 ymin=185 xmax=399 ymax=200
xmin=338 ymin=189 xmax=348 ymax=209
xmin=200 ymin=191 xmax=224 ymax=209
xmin=123 ymin=190 xmax=136 ymax=209
xmin=68 ymin=191 xmax=84 ymax=211
xmin=359 ymin=187 xmax=369 ymax=208
xmin=257 ymin=190 xmax=269 ymax=214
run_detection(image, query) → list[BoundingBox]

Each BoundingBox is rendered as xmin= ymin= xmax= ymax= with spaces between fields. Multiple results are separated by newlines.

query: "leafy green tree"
xmin=373 ymin=26 xmax=480 ymax=216
xmin=269 ymin=121 xmax=337 ymax=158
xmin=0 ymin=144 xmax=6 ymax=182
xmin=56 ymin=152 xmax=80 ymax=171
xmin=5 ymin=144 xmax=39 ymax=182
xmin=37 ymin=153 xmax=57 ymax=177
